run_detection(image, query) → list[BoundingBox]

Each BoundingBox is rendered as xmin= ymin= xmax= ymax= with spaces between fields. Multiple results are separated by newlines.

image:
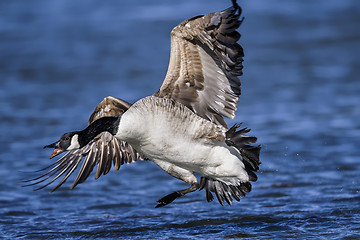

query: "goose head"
xmin=43 ymin=116 xmax=121 ymax=159
xmin=44 ymin=132 xmax=81 ymax=159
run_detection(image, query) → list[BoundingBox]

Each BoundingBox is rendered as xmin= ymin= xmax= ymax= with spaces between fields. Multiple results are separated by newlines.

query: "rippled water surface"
xmin=1 ymin=0 xmax=359 ymax=239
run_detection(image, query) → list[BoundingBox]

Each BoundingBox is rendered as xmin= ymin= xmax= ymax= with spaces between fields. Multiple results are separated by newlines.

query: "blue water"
xmin=1 ymin=0 xmax=360 ymax=239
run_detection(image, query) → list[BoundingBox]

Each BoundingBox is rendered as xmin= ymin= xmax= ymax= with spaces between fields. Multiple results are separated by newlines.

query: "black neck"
xmin=78 ymin=116 xmax=120 ymax=147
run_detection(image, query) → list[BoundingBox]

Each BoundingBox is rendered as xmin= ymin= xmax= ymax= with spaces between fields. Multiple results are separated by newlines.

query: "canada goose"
xmin=25 ymin=0 xmax=261 ymax=208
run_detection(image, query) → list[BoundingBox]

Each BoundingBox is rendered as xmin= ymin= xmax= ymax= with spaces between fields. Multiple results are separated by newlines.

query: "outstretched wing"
xmin=155 ymin=3 xmax=244 ymax=128
xmin=24 ymin=96 xmax=143 ymax=191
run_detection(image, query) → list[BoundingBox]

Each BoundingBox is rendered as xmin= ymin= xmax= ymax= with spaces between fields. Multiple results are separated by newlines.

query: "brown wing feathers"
xmin=155 ymin=3 xmax=244 ymax=128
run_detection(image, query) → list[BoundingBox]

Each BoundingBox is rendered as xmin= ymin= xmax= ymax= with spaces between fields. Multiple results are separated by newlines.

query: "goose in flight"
xmin=25 ymin=0 xmax=261 ymax=207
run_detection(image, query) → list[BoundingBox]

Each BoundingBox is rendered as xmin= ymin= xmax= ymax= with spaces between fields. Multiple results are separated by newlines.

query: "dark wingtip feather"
xmin=231 ymin=0 xmax=240 ymax=11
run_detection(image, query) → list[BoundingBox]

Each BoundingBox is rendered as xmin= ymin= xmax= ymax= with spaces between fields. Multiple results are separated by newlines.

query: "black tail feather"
xmin=199 ymin=177 xmax=255 ymax=206
xmin=199 ymin=123 xmax=261 ymax=206
xmin=226 ymin=123 xmax=261 ymax=172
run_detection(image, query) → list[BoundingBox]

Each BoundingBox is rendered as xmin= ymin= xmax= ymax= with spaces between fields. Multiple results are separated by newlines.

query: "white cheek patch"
xmin=67 ymin=134 xmax=80 ymax=150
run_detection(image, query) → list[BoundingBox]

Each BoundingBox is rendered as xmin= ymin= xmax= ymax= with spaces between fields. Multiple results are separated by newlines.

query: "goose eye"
xmin=65 ymin=137 xmax=70 ymax=141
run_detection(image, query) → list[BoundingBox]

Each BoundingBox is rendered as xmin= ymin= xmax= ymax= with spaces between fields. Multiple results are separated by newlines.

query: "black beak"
xmin=44 ymin=141 xmax=58 ymax=149
xmin=43 ymin=141 xmax=65 ymax=159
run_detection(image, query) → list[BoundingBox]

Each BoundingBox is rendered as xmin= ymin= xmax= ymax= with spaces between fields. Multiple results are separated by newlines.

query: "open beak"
xmin=44 ymin=142 xmax=65 ymax=159
xmin=49 ymin=148 xmax=65 ymax=159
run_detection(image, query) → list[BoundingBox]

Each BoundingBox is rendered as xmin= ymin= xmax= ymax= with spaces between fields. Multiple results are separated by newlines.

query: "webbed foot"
xmin=155 ymin=191 xmax=184 ymax=208
xmin=155 ymin=183 xmax=200 ymax=208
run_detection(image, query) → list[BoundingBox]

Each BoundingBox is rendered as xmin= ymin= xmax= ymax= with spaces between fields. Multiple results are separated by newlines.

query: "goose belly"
xmin=137 ymin=135 xmax=249 ymax=183
xmin=123 ymin=122 xmax=248 ymax=182
xmin=139 ymin=134 xmax=214 ymax=170
xmin=116 ymin=96 xmax=249 ymax=182
xmin=124 ymin=116 xmax=215 ymax=169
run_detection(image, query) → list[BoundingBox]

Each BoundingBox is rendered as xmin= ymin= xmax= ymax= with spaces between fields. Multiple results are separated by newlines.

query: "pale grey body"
xmin=116 ymin=96 xmax=249 ymax=186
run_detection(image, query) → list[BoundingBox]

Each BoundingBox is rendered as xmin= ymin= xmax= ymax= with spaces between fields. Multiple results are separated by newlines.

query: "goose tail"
xmin=199 ymin=123 xmax=261 ymax=206
xmin=225 ymin=123 xmax=261 ymax=173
